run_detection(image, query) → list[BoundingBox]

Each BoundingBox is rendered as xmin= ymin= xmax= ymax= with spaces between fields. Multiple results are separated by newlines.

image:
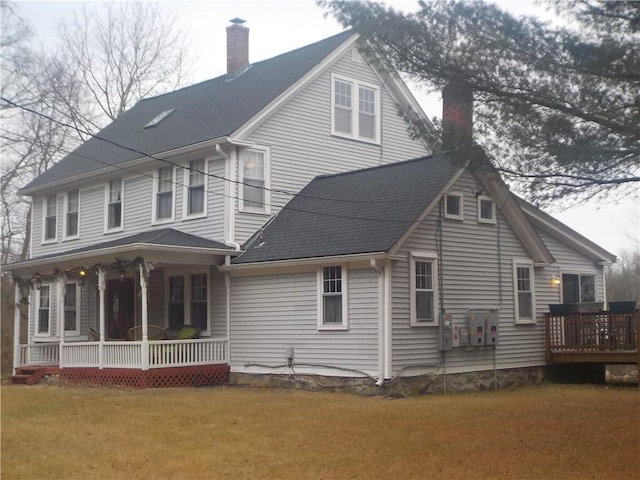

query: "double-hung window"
xmin=154 ymin=166 xmax=174 ymax=222
xmin=166 ymin=270 xmax=210 ymax=334
xmin=185 ymin=158 xmax=206 ymax=217
xmin=106 ymin=179 xmax=123 ymax=231
xmin=65 ymin=189 xmax=79 ymax=239
xmin=331 ymin=74 xmax=380 ymax=143
xmin=318 ymin=266 xmax=348 ymax=329
xmin=513 ymin=259 xmax=536 ymax=323
xmin=410 ymin=252 xmax=439 ymax=325
xmin=64 ymin=282 xmax=80 ymax=334
xmin=43 ymin=195 xmax=57 ymax=242
xmin=240 ymin=148 xmax=270 ymax=213
xmin=37 ymin=284 xmax=52 ymax=336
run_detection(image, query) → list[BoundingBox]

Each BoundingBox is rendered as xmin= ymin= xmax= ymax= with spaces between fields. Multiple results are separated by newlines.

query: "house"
xmin=7 ymin=23 xmax=624 ymax=391
xmin=6 ymin=23 xmax=430 ymax=386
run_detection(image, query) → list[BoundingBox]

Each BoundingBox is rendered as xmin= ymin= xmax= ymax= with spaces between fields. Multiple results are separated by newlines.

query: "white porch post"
xmin=13 ymin=282 xmax=22 ymax=375
xmin=58 ymin=275 xmax=66 ymax=368
xmin=98 ymin=268 xmax=106 ymax=369
xmin=139 ymin=262 xmax=149 ymax=371
xmin=225 ymin=272 xmax=231 ymax=364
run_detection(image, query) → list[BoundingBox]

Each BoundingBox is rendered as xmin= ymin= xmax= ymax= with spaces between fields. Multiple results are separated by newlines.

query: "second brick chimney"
xmin=442 ymin=81 xmax=473 ymax=150
xmin=227 ymin=18 xmax=249 ymax=76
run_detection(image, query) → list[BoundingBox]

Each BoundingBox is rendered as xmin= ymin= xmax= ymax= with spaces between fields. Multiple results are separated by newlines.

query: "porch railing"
xmin=545 ymin=311 xmax=638 ymax=362
xmin=19 ymin=343 xmax=60 ymax=366
xmin=19 ymin=338 xmax=229 ymax=370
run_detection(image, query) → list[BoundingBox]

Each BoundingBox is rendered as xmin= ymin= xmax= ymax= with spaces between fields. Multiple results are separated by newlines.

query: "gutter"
xmin=218 ymin=251 xmax=390 ymax=273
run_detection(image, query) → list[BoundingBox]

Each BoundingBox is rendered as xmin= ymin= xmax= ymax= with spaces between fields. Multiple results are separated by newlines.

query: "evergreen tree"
xmin=320 ymin=0 xmax=640 ymax=204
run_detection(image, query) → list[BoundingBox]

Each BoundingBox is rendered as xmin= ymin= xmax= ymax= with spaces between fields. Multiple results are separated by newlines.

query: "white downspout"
xmin=217 ymin=144 xmax=236 ymax=247
xmin=371 ymin=259 xmax=385 ymax=386
xmin=13 ymin=282 xmax=22 ymax=375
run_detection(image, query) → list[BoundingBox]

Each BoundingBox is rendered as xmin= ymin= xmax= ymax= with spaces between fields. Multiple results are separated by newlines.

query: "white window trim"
xmin=513 ymin=258 xmax=536 ymax=324
xmin=410 ymin=251 xmax=440 ymax=326
xmin=477 ymin=195 xmax=496 ymax=224
xmin=63 ymin=189 xmax=80 ymax=241
xmin=317 ymin=265 xmax=349 ymax=331
xmin=444 ymin=191 xmax=464 ymax=221
xmin=330 ymin=73 xmax=381 ymax=145
xmin=164 ymin=267 xmax=211 ymax=336
xmin=35 ymin=284 xmax=52 ymax=337
xmin=182 ymin=157 xmax=208 ymax=219
xmin=42 ymin=195 xmax=58 ymax=244
xmin=238 ymin=146 xmax=271 ymax=214
xmin=104 ymin=179 xmax=124 ymax=233
xmin=152 ymin=166 xmax=176 ymax=224
xmin=61 ymin=280 xmax=81 ymax=336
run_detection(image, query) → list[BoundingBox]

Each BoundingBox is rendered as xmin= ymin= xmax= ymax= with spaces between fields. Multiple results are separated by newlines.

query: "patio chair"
xmin=125 ymin=325 xmax=167 ymax=341
xmin=166 ymin=325 xmax=201 ymax=340
xmin=89 ymin=328 xmax=122 ymax=341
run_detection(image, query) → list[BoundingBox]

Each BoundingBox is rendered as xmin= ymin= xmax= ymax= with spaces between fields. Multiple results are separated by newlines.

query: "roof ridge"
xmin=141 ymin=30 xmax=354 ymax=104
xmin=314 ymin=152 xmax=441 ymax=181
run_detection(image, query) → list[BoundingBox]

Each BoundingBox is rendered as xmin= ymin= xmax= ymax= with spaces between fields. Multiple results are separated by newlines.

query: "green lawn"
xmin=2 ymin=383 xmax=638 ymax=479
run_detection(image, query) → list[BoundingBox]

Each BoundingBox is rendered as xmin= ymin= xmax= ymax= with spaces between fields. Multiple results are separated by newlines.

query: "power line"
xmin=1 ymin=97 xmax=419 ymax=206
xmin=1 ymin=98 xmax=440 ymax=225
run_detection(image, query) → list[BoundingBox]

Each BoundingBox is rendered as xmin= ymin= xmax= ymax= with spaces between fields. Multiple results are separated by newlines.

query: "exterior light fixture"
xmin=551 ymin=275 xmax=561 ymax=287
xmin=78 ymin=268 xmax=87 ymax=286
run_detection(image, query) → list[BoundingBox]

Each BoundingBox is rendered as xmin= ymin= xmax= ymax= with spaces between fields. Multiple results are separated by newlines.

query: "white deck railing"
xmin=19 ymin=338 xmax=229 ymax=370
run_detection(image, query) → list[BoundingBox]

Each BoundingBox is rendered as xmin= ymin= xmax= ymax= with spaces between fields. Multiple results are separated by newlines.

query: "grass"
xmin=1 ymin=383 xmax=638 ymax=479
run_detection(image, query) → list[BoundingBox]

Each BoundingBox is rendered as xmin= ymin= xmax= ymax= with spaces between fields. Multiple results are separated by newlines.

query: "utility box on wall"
xmin=466 ymin=309 xmax=499 ymax=347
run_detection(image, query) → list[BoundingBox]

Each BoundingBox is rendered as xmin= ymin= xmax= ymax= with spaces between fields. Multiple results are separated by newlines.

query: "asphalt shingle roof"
xmin=8 ymin=228 xmax=233 ymax=267
xmin=23 ymin=30 xmax=355 ymax=191
xmin=232 ymin=153 xmax=462 ymax=264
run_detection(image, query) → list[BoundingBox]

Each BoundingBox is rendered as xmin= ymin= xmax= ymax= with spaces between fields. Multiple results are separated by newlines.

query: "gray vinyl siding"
xmin=228 ymin=267 xmax=379 ymax=374
xmin=234 ymin=49 xmax=429 ymax=243
xmin=391 ymin=171 xmax=549 ymax=375
xmin=29 ymin=153 xmax=227 ymax=259
xmin=211 ymin=268 xmax=227 ymax=337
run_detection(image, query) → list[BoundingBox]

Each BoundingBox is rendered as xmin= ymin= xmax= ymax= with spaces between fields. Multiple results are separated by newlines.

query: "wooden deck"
xmin=545 ymin=310 xmax=639 ymax=366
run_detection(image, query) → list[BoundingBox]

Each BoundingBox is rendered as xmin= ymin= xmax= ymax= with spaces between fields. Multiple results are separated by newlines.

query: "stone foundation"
xmin=229 ymin=366 xmax=544 ymax=397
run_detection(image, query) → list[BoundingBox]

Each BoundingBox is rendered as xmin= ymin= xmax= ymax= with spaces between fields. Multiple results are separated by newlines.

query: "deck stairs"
xmin=11 ymin=366 xmax=60 ymax=385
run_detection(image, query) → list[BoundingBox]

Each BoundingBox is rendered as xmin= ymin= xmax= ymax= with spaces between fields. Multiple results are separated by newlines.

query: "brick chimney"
xmin=442 ymin=81 xmax=473 ymax=150
xmin=227 ymin=18 xmax=249 ymax=76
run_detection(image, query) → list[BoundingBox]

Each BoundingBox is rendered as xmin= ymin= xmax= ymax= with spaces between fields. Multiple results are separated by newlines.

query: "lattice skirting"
xmin=60 ymin=365 xmax=230 ymax=388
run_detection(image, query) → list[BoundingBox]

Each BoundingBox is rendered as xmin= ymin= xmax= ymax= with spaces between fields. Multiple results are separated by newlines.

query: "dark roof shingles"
xmin=233 ymin=153 xmax=461 ymax=264
xmin=24 ymin=31 xmax=354 ymax=191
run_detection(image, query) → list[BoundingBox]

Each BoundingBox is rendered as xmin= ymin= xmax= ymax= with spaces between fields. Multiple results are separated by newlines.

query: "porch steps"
xmin=11 ymin=366 xmax=60 ymax=385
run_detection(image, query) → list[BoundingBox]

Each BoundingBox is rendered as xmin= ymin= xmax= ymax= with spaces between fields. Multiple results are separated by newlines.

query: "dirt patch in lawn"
xmin=2 ymin=383 xmax=638 ymax=479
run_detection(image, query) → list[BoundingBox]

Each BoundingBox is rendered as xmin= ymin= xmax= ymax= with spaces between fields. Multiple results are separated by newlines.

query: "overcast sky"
xmin=15 ymin=0 xmax=640 ymax=258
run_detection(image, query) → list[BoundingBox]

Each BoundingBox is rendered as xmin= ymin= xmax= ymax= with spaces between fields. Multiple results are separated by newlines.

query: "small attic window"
xmin=144 ymin=109 xmax=174 ymax=129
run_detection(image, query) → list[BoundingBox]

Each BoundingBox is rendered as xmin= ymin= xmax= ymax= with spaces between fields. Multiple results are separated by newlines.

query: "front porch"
xmin=13 ymin=338 xmax=230 ymax=387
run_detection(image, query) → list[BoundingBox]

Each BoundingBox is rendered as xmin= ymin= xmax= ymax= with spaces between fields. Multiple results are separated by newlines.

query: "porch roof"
xmin=6 ymin=228 xmax=237 ymax=275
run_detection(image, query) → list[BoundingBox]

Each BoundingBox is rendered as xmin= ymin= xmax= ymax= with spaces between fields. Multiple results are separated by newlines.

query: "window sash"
xmin=358 ymin=87 xmax=376 ymax=139
xmin=446 ymin=194 xmax=461 ymax=217
xmin=107 ymin=180 xmax=122 ymax=229
xmin=479 ymin=198 xmax=495 ymax=221
xmin=516 ymin=265 xmax=533 ymax=320
xmin=187 ymin=159 xmax=205 ymax=215
xmin=38 ymin=285 xmax=51 ymax=334
xmin=168 ymin=276 xmax=185 ymax=329
xmin=322 ymin=266 xmax=344 ymax=326
xmin=334 ymin=80 xmax=352 ymax=135
xmin=241 ymin=150 xmax=268 ymax=210
xmin=44 ymin=196 xmax=57 ymax=240
xmin=64 ymin=283 xmax=78 ymax=332
xmin=415 ymin=261 xmax=435 ymax=322
xmin=190 ymin=273 xmax=207 ymax=331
